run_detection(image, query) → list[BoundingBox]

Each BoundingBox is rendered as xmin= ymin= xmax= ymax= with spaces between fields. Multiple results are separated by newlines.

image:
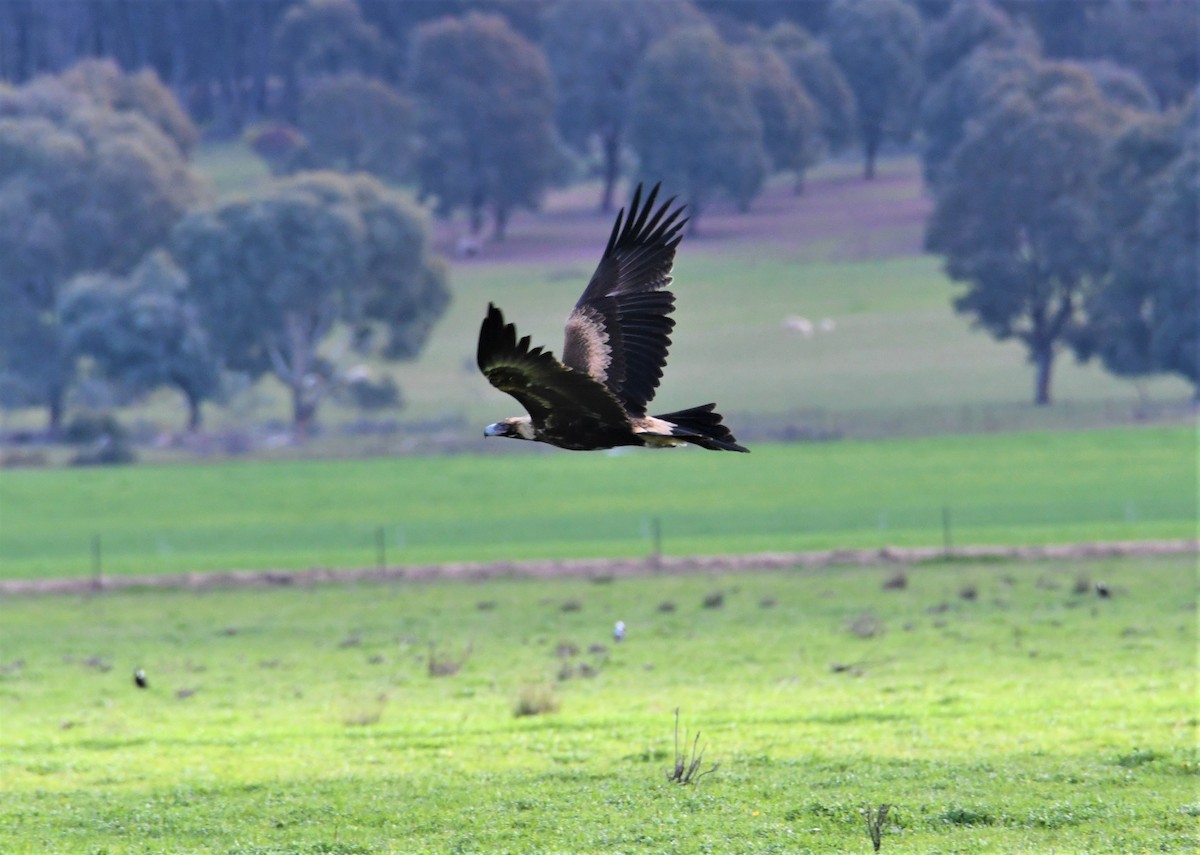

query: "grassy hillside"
xmin=4 ymin=149 xmax=1186 ymax=444
xmin=1 ymin=426 xmax=1192 ymax=580
xmin=182 ymin=151 xmax=1191 ymax=441
xmin=0 ymin=554 xmax=1194 ymax=853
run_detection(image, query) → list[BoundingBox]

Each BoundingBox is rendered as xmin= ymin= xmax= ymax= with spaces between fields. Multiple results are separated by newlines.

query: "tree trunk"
xmin=291 ymin=382 xmax=315 ymax=439
xmin=863 ymin=134 xmax=879 ymax=180
xmin=1033 ymin=345 xmax=1054 ymax=406
xmin=493 ymin=201 xmax=509 ymax=241
xmin=46 ymin=389 xmax=65 ymax=439
xmin=184 ymin=391 xmax=202 ymax=433
xmin=600 ymin=131 xmax=620 ymax=213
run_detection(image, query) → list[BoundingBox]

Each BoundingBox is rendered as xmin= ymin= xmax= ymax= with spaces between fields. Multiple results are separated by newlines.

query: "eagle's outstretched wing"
xmin=478 ymin=303 xmax=629 ymax=430
xmin=561 ymin=183 xmax=687 ymax=418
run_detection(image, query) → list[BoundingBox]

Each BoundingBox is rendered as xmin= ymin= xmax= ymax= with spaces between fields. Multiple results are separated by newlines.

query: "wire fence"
xmin=9 ymin=494 xmax=1194 ymax=583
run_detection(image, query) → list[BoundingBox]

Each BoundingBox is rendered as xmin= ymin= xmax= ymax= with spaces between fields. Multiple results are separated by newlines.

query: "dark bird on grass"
xmin=477 ymin=183 xmax=747 ymax=453
xmin=133 ymin=668 xmax=148 ymax=689
xmin=1095 ymin=581 xmax=1111 ymax=598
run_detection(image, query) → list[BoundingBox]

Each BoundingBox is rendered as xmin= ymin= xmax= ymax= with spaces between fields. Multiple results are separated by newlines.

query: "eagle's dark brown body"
xmin=477 ymin=183 xmax=747 ymax=453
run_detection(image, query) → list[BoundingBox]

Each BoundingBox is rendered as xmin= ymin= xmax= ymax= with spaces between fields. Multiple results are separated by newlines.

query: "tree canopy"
xmin=766 ymin=21 xmax=857 ymax=155
xmin=919 ymin=44 xmax=1037 ymax=187
xmin=169 ymin=171 xmax=448 ymax=433
xmin=273 ymin=0 xmax=389 ymax=120
xmin=409 ymin=12 xmax=560 ymax=239
xmin=0 ymin=61 xmax=206 ymax=433
xmin=1074 ymin=107 xmax=1199 ymax=397
xmin=925 ymin=60 xmax=1129 ymax=405
xmin=294 ymin=73 xmax=415 ymax=182
xmin=541 ymin=0 xmax=703 ymax=212
xmin=828 ymin=0 xmax=924 ymax=179
xmin=62 ymin=251 xmax=220 ymax=432
xmin=737 ymin=42 xmax=821 ymax=192
xmin=629 ymin=26 xmax=768 ymax=226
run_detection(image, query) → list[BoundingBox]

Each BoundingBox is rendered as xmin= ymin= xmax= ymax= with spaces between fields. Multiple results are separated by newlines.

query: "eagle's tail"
xmin=652 ymin=403 xmax=748 ymax=452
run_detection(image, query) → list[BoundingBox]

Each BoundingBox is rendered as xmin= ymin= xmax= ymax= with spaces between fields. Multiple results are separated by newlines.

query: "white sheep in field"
xmin=784 ymin=315 xmax=813 ymax=336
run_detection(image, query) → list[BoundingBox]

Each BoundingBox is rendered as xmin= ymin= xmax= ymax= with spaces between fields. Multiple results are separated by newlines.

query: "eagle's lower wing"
xmin=478 ymin=303 xmax=630 ymax=429
xmin=562 ymin=183 xmax=687 ymax=417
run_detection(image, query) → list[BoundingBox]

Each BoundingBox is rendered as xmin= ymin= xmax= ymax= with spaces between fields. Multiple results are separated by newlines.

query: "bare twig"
xmin=668 ymin=708 xmax=718 ymax=784
xmin=863 ymin=803 xmax=892 ymax=852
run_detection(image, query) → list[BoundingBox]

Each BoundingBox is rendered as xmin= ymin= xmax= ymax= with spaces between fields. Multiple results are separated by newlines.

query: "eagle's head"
xmin=484 ymin=417 xmax=536 ymax=441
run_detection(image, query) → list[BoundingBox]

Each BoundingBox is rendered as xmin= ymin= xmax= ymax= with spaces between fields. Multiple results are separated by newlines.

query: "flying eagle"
xmin=477 ymin=183 xmax=747 ymax=453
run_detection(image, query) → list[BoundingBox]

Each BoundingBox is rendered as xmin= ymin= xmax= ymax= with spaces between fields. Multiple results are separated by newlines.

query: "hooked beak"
xmin=484 ymin=422 xmax=508 ymax=437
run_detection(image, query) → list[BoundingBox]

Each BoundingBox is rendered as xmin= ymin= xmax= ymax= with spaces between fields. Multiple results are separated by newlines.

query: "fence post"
xmin=649 ymin=516 xmax=662 ymax=569
xmin=376 ymin=526 xmax=386 ymax=570
xmin=91 ymin=534 xmax=102 ymax=590
xmin=941 ymin=506 xmax=953 ymax=558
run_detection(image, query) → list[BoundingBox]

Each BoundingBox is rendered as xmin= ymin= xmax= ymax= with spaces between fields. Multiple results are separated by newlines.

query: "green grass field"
xmin=0 ymin=554 xmax=1194 ymax=853
xmin=0 ymin=426 xmax=1193 ymax=580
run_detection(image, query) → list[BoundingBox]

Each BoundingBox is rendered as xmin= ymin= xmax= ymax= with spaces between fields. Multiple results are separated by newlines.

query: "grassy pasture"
xmin=0 ymin=554 xmax=1195 ymax=853
xmin=0 ymin=426 xmax=1194 ymax=580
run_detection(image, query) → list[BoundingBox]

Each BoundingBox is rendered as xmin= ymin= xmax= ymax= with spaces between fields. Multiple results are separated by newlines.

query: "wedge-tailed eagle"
xmin=477 ymin=183 xmax=747 ymax=453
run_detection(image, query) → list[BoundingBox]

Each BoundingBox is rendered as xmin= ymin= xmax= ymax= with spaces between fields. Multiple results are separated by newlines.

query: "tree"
xmin=827 ymin=0 xmax=924 ymax=179
xmin=409 ymin=12 xmax=560 ymax=239
xmin=629 ymin=26 xmax=768 ymax=227
xmin=766 ymin=21 xmax=857 ymax=156
xmin=0 ymin=62 xmax=206 ymax=434
xmin=922 ymin=0 xmax=1023 ymax=87
xmin=170 ymin=171 xmax=449 ymax=434
xmin=1136 ymin=147 xmax=1199 ymax=397
xmin=58 ymin=58 xmax=200 ymax=155
xmin=919 ymin=45 xmax=1037 ymax=186
xmin=1085 ymin=0 xmax=1198 ymax=108
xmin=61 ymin=252 xmax=220 ymax=432
xmin=541 ymin=0 xmax=703 ymax=212
xmin=736 ymin=43 xmax=821 ymax=193
xmin=925 ymin=61 xmax=1127 ymax=405
xmin=294 ymin=73 xmax=416 ymax=181
xmin=273 ymin=0 xmax=389 ymax=121
xmin=1075 ymin=108 xmax=1199 ymax=397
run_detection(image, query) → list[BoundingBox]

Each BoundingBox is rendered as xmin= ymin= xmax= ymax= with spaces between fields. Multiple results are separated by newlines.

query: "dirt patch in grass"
xmin=430 ymin=159 xmax=931 ymax=266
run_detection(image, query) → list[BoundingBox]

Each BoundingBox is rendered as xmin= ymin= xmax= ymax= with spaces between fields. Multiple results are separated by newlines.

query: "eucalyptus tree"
xmin=272 ymin=0 xmax=390 ymax=121
xmin=925 ymin=61 xmax=1129 ymax=405
xmin=629 ymin=26 xmax=768 ymax=227
xmin=409 ymin=12 xmax=559 ymax=239
xmin=61 ymin=252 xmax=220 ymax=432
xmin=541 ymin=0 xmax=703 ymax=211
xmin=737 ymin=42 xmax=821 ymax=193
xmin=294 ymin=73 xmax=416 ymax=182
xmin=0 ymin=62 xmax=206 ymax=434
xmin=766 ymin=21 xmax=857 ymax=156
xmin=827 ymin=0 xmax=924 ymax=179
xmin=170 ymin=172 xmax=448 ymax=434
xmin=1075 ymin=108 xmax=1199 ymax=398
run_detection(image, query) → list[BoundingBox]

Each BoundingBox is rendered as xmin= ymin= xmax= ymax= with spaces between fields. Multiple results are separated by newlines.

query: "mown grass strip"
xmin=1 ymin=426 xmax=1193 ymax=579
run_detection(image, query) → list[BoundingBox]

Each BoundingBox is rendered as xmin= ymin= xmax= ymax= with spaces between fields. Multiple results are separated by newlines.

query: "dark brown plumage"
xmin=478 ymin=183 xmax=747 ymax=452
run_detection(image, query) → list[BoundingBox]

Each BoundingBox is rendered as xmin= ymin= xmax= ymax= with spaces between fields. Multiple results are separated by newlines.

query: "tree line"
xmin=0 ymin=0 xmax=1196 ymax=442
